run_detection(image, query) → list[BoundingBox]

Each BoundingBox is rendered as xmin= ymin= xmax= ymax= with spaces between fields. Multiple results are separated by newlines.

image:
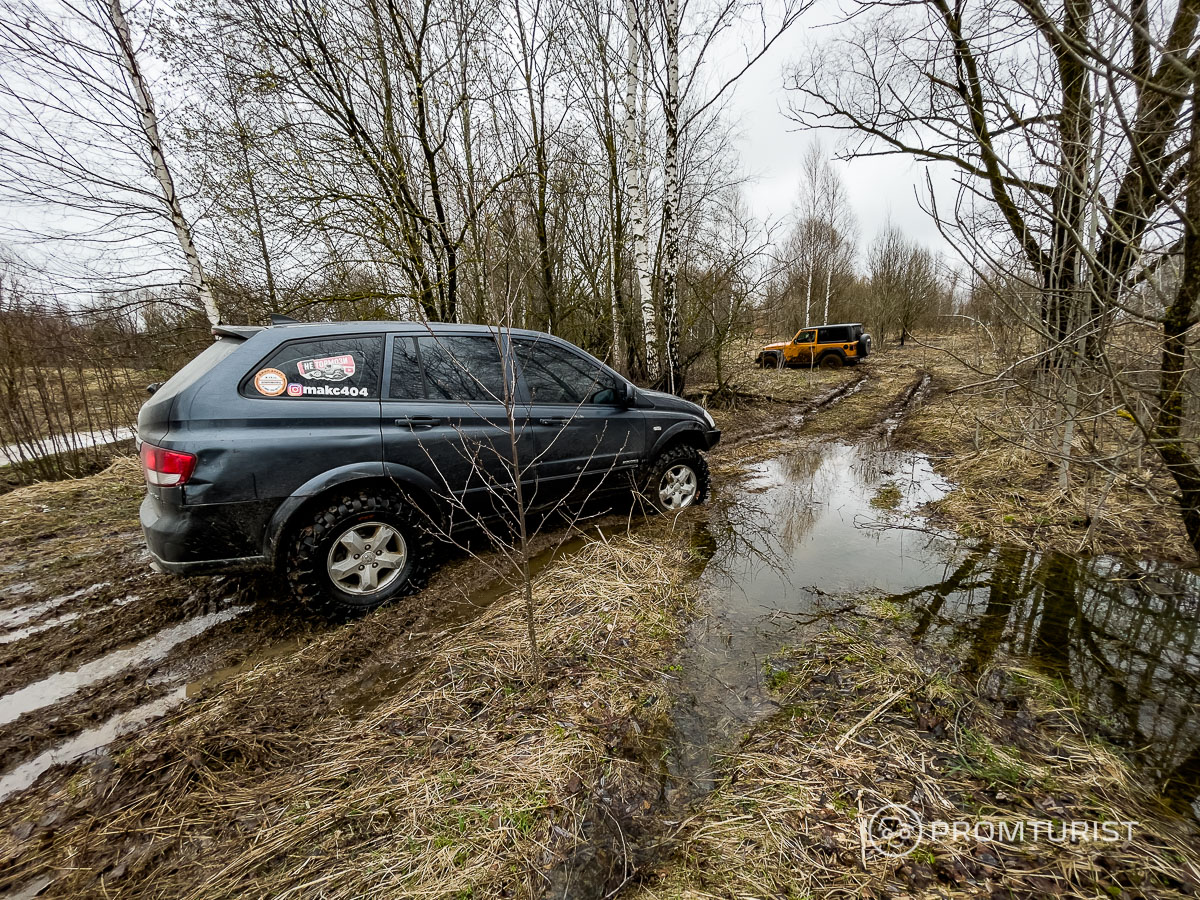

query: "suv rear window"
xmin=154 ymin=338 xmax=240 ymax=402
xmin=818 ymin=326 xmax=851 ymax=342
xmin=242 ymin=336 xmax=383 ymax=399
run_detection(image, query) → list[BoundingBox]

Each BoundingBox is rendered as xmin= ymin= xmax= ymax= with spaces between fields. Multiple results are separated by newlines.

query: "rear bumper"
xmin=140 ymin=493 xmax=274 ymax=576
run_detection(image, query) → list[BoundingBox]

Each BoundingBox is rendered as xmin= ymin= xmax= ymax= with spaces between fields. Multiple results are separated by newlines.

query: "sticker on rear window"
xmin=253 ymin=368 xmax=287 ymax=396
xmin=297 ymin=354 xmax=356 ymax=381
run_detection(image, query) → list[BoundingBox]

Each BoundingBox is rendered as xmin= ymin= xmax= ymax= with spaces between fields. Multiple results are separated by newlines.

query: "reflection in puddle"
xmin=903 ymin=545 xmax=1200 ymax=819
xmin=678 ymin=437 xmax=1200 ymax=820
xmin=671 ymin=439 xmax=957 ymax=799
xmin=0 ymin=606 xmax=250 ymax=727
xmin=0 ymin=688 xmax=188 ymax=803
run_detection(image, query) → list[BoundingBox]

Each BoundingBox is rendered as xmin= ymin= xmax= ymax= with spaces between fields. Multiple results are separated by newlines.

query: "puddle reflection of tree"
xmin=703 ymin=456 xmax=827 ymax=589
xmin=896 ymin=545 xmax=1200 ymax=816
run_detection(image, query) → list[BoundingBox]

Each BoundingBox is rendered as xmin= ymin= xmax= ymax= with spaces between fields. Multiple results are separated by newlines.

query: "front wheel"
xmin=287 ymin=492 xmax=434 ymax=617
xmin=640 ymin=445 xmax=711 ymax=513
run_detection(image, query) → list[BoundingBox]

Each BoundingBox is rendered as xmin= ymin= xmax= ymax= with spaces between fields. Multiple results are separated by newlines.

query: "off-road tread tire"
xmin=638 ymin=444 xmax=711 ymax=513
xmin=818 ymin=352 xmax=844 ymax=370
xmin=287 ymin=492 xmax=434 ymax=618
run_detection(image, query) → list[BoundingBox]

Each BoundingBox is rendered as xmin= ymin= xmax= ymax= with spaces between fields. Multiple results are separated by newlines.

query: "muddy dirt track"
xmin=2 ymin=351 xmax=1198 ymax=899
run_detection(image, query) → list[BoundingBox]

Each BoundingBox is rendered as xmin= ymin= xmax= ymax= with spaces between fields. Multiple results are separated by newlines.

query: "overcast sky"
xmin=723 ymin=8 xmax=959 ymax=263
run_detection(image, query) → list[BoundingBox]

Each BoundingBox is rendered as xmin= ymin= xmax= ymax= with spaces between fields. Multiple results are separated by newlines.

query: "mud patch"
xmin=0 ymin=605 xmax=250 ymax=727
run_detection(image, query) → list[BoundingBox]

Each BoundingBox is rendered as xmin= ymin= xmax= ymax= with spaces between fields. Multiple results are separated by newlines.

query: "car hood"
xmin=762 ymin=341 xmax=789 ymax=351
xmin=637 ymin=388 xmax=707 ymax=418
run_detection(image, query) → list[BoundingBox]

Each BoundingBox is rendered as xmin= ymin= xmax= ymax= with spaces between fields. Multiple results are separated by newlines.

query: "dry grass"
xmin=630 ymin=607 xmax=1200 ymax=899
xmin=893 ymin=341 xmax=1197 ymax=564
xmin=0 ymin=531 xmax=698 ymax=899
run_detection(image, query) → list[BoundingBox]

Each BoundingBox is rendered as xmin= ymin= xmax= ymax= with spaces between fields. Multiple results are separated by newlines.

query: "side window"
xmin=242 ymin=336 xmax=382 ymax=399
xmin=515 ymin=339 xmax=619 ymax=405
xmin=796 ymin=330 xmax=816 ymax=344
xmin=418 ymin=335 xmax=507 ymax=402
xmin=389 ymin=336 xmax=425 ymax=399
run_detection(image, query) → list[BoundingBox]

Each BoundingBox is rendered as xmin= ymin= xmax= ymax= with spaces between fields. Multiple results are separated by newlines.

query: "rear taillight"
xmin=140 ymin=443 xmax=197 ymax=487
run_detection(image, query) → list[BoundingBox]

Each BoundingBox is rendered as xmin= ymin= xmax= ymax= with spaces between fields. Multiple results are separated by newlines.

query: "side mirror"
xmin=146 ymin=382 xmax=163 ymax=395
xmin=619 ymin=382 xmax=636 ymax=407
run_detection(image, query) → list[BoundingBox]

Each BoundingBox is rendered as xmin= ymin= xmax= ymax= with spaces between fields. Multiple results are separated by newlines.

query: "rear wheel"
xmin=287 ymin=492 xmax=434 ymax=617
xmin=819 ymin=352 xmax=844 ymax=370
xmin=640 ymin=445 xmax=711 ymax=513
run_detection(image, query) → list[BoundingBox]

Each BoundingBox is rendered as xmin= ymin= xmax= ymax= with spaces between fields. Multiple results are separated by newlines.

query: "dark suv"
xmin=138 ymin=322 xmax=720 ymax=614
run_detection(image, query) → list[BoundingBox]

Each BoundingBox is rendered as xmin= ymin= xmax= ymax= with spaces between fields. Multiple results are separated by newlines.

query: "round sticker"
xmin=253 ymin=368 xmax=287 ymax=396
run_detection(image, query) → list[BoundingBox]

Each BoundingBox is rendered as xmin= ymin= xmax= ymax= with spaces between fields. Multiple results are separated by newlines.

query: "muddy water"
xmin=668 ymin=438 xmax=958 ymax=799
xmin=0 ymin=688 xmax=188 ymax=802
xmin=0 ymin=605 xmax=250 ymax=727
xmin=675 ymin=438 xmax=1200 ymax=819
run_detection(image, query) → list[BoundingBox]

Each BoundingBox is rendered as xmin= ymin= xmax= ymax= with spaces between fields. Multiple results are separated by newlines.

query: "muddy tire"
xmin=818 ymin=352 xmax=844 ymax=370
xmin=287 ymin=492 xmax=434 ymax=617
xmin=639 ymin=445 xmax=710 ymax=513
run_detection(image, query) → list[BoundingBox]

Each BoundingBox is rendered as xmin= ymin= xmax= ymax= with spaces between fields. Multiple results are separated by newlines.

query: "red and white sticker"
xmin=253 ymin=368 xmax=287 ymax=396
xmin=297 ymin=354 xmax=356 ymax=381
xmin=285 ymin=382 xmax=370 ymax=398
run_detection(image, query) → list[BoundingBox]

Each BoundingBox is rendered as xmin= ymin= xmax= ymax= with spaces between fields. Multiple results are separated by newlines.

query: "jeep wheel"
xmin=641 ymin=445 xmax=710 ymax=513
xmin=819 ymin=353 xmax=844 ymax=370
xmin=287 ymin=492 xmax=433 ymax=617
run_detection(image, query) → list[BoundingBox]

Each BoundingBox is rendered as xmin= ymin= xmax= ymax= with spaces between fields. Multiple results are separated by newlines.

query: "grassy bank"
xmin=0 ymin=531 xmax=698 ymax=898
xmin=890 ymin=339 xmax=1198 ymax=565
xmin=632 ymin=606 xmax=1200 ymax=899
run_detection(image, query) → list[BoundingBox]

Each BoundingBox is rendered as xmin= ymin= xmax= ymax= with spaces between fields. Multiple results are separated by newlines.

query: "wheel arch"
xmin=649 ymin=422 xmax=710 ymax=460
xmin=263 ymin=462 xmax=444 ymax=569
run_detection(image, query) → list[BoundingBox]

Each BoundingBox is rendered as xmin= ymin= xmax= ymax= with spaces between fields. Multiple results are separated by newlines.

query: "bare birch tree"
xmin=0 ymin=0 xmax=217 ymax=322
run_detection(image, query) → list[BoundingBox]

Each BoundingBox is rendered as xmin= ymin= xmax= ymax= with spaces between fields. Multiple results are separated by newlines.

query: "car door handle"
xmin=395 ymin=416 xmax=441 ymax=429
xmin=538 ymin=416 xmax=570 ymax=426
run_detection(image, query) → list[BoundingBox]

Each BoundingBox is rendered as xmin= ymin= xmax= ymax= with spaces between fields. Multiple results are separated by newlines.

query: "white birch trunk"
xmin=624 ymin=0 xmax=657 ymax=377
xmin=823 ymin=258 xmax=831 ymax=324
xmin=660 ymin=0 xmax=681 ymax=392
xmin=107 ymin=0 xmax=219 ymax=326
xmin=805 ymin=263 xmax=812 ymax=327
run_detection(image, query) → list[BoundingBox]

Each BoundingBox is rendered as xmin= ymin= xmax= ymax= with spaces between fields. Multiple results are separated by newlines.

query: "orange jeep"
xmin=756 ymin=323 xmax=872 ymax=369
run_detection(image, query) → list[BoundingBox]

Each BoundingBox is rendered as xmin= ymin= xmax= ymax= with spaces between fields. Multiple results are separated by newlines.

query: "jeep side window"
xmin=514 ymin=338 xmax=619 ymax=405
xmin=388 ymin=336 xmax=426 ymax=399
xmin=241 ymin=336 xmax=383 ymax=399
xmin=418 ymin=335 xmax=507 ymax=402
xmin=794 ymin=329 xmax=816 ymax=344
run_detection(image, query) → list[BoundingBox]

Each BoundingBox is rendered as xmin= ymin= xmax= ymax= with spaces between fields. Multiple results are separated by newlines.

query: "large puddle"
xmin=675 ymin=437 xmax=1200 ymax=820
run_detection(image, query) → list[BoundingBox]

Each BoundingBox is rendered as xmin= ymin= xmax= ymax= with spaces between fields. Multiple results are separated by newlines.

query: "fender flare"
xmin=262 ymin=461 xmax=443 ymax=567
xmin=648 ymin=421 xmax=710 ymax=459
